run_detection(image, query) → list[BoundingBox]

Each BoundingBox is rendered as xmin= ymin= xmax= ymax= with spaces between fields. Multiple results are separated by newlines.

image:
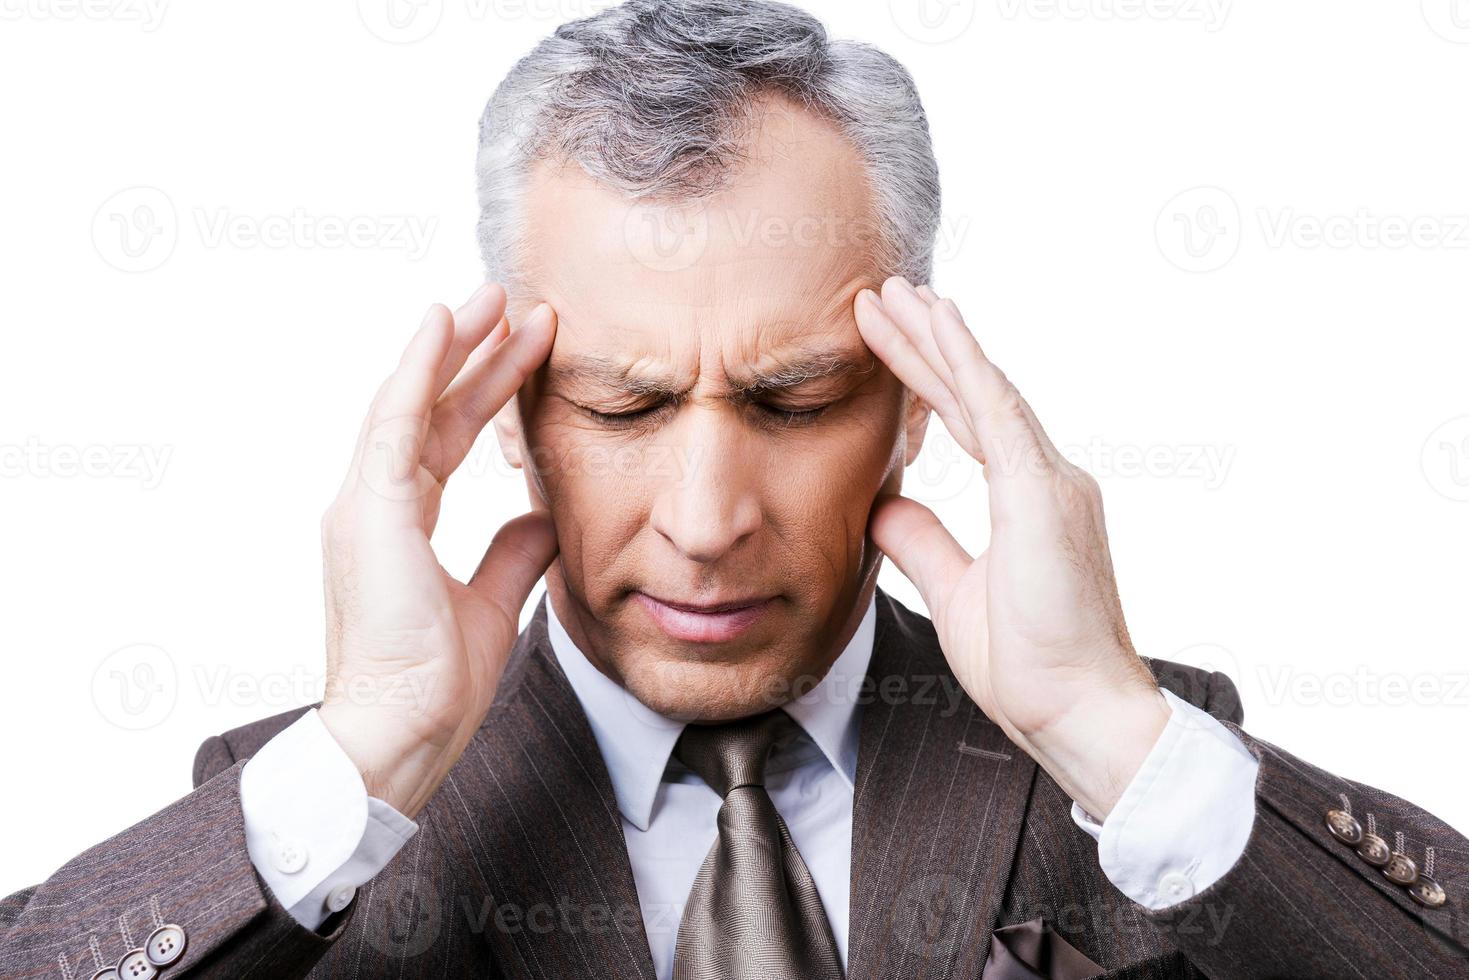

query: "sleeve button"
xmin=1409 ymin=876 xmax=1448 ymax=909
xmin=1355 ymin=833 xmax=1391 ymax=868
xmin=1325 ymin=808 xmax=1363 ymax=845
xmin=145 ymin=923 xmax=187 ymax=966
xmin=117 ymin=950 xmax=158 ymax=979
xmin=1382 ymin=851 xmax=1419 ymax=886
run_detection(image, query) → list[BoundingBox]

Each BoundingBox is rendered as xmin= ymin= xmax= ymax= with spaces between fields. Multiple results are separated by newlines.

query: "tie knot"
xmin=673 ymin=710 xmax=800 ymax=798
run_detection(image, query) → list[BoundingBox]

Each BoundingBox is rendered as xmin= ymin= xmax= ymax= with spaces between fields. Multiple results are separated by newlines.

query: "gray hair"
xmin=474 ymin=0 xmax=941 ymax=297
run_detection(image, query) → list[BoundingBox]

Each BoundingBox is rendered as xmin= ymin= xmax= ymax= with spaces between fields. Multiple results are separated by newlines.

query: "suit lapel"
xmin=431 ymin=593 xmax=658 ymax=980
xmin=417 ymin=588 xmax=1033 ymax=980
xmin=846 ymin=588 xmax=1037 ymax=980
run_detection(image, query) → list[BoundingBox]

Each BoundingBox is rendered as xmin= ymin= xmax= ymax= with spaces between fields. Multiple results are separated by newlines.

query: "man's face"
xmin=495 ymin=93 xmax=930 ymax=721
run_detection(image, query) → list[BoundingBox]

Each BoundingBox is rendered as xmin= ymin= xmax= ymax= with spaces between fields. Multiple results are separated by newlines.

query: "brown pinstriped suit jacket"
xmin=3 ymin=588 xmax=1467 ymax=978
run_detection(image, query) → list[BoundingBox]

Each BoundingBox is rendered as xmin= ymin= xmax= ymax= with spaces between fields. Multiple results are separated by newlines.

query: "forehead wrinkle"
xmin=729 ymin=344 xmax=878 ymax=394
xmin=549 ymin=351 xmax=690 ymax=398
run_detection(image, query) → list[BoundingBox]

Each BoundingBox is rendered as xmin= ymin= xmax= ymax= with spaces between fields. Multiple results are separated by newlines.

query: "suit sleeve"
xmin=0 ymin=732 xmax=361 ymax=979
xmin=1142 ymin=669 xmax=1469 ymax=979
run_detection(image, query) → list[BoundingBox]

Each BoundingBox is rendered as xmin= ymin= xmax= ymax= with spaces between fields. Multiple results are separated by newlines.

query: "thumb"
xmin=468 ymin=510 xmax=559 ymax=619
xmin=868 ymin=494 xmax=971 ymax=612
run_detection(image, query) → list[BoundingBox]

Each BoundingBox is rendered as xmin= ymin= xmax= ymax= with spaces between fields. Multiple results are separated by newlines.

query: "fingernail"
xmin=857 ymin=288 xmax=880 ymax=307
xmin=525 ymin=302 xmax=553 ymax=331
xmin=468 ymin=282 xmax=493 ymax=304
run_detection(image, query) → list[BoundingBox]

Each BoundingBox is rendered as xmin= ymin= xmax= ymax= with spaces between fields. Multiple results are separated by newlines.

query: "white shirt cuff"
xmin=1070 ymin=687 xmax=1259 ymax=910
xmin=240 ymin=707 xmax=419 ymax=930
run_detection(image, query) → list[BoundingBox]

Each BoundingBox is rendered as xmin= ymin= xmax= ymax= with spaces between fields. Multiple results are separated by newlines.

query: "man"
xmin=3 ymin=1 xmax=1465 ymax=977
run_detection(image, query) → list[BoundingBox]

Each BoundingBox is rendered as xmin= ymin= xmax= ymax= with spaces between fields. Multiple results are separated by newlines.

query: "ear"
xmin=902 ymin=387 xmax=933 ymax=467
xmin=492 ymin=397 xmax=525 ymax=469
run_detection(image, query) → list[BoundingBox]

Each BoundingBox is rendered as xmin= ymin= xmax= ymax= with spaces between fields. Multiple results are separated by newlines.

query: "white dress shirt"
xmin=239 ymin=590 xmax=1261 ymax=974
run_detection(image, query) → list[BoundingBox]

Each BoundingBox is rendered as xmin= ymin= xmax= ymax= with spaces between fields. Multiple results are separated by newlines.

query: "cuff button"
xmin=272 ymin=838 xmax=308 ymax=874
xmin=1409 ymin=876 xmax=1447 ymax=909
xmin=89 ymin=970 xmax=121 ymax=980
xmin=1355 ymin=833 xmax=1391 ymax=868
xmin=1325 ymin=808 xmax=1363 ymax=846
xmin=326 ymin=884 xmax=357 ymax=914
xmin=1157 ymin=871 xmax=1196 ymax=902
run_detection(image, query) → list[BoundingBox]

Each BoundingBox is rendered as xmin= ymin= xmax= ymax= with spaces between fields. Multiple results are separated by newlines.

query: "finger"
xmin=426 ymin=303 xmax=557 ymax=483
xmin=916 ymin=284 xmax=940 ymax=304
xmin=352 ymin=304 xmax=458 ymax=519
xmin=335 ymin=373 xmax=394 ymax=501
xmin=929 ymin=298 xmax=1065 ymax=470
xmin=880 ymin=276 xmax=960 ymax=395
xmin=463 ymin=315 xmax=512 ymax=375
xmin=867 ymin=494 xmax=972 ymax=614
xmin=467 ymin=510 xmax=559 ymax=622
xmin=854 ymin=290 xmax=970 ymax=451
xmin=431 ymin=283 xmax=508 ymax=396
xmin=875 ymin=277 xmax=989 ymax=458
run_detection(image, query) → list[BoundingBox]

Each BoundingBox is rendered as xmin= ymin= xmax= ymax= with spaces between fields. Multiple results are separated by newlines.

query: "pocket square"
xmin=981 ymin=917 xmax=1103 ymax=980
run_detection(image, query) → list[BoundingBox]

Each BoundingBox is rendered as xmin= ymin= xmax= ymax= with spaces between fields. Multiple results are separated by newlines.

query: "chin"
xmin=619 ymin=653 xmax=813 ymax=723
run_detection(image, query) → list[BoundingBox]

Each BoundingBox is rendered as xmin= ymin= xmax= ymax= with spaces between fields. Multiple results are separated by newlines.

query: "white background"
xmin=3 ymin=0 xmax=1468 ymax=897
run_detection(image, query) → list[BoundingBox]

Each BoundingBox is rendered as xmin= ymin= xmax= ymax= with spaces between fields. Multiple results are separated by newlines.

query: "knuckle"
xmin=993 ymin=386 xmax=1026 ymax=420
xmin=1054 ymin=470 xmax=1101 ymax=517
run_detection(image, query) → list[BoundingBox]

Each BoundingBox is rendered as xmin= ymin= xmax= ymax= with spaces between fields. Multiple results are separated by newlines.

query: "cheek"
xmin=762 ymin=409 xmax=903 ymax=572
xmin=522 ymin=414 xmax=652 ymax=574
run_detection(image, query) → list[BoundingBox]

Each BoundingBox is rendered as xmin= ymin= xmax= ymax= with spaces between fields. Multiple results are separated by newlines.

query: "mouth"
xmin=633 ymin=591 xmax=775 ymax=643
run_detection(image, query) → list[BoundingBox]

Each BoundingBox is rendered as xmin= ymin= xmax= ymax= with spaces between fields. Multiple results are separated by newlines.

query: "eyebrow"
xmin=547 ymin=346 xmax=878 ymax=399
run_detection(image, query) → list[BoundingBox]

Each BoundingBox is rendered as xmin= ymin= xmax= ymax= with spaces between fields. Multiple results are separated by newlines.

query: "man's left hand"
xmin=854 ymin=277 xmax=1171 ymax=820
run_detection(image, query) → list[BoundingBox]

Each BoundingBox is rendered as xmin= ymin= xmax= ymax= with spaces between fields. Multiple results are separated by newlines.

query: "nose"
xmin=648 ymin=408 xmax=763 ymax=564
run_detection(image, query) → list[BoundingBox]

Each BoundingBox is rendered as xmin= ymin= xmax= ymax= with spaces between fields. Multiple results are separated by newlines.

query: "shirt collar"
xmin=545 ymin=591 xmax=878 ymax=831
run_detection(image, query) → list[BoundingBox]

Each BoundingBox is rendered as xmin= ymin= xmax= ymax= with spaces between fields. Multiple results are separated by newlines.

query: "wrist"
xmin=1022 ymin=682 xmax=1171 ymax=821
xmin=316 ymin=702 xmax=452 ymax=818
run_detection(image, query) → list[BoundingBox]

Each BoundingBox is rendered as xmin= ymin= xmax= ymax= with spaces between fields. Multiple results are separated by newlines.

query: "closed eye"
xmin=576 ymin=399 xmax=831 ymax=431
xmin=753 ymin=403 xmax=829 ymax=427
xmin=579 ymin=403 xmax=674 ymax=429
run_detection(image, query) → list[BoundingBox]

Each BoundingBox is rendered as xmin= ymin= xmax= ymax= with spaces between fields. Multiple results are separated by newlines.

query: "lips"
xmin=634 ymin=591 xmax=774 ymax=643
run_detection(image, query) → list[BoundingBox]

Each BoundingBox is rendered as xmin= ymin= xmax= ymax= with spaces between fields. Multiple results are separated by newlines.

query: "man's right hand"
xmin=316 ymin=283 xmax=558 ymax=818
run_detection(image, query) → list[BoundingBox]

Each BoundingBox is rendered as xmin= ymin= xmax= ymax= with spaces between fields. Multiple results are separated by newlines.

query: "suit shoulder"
xmin=191 ymin=703 xmax=320 ymax=788
xmin=1143 ymin=657 xmax=1245 ymax=725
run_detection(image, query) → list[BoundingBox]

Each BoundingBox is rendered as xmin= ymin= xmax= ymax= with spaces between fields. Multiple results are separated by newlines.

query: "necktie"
xmin=671 ymin=709 xmax=844 ymax=980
